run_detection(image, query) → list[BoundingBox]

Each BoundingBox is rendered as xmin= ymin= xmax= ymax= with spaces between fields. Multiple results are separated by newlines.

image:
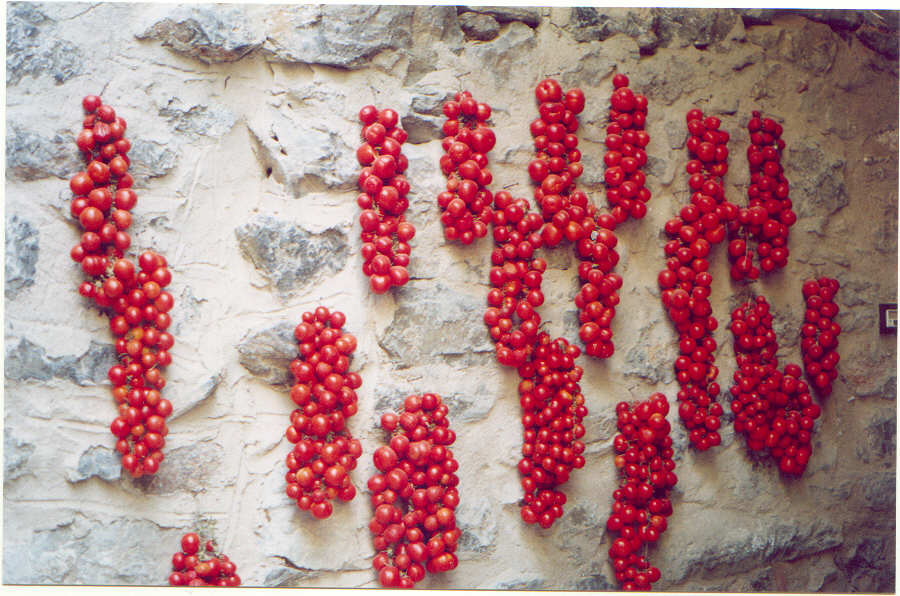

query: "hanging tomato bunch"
xmin=485 ymin=190 xmax=547 ymax=368
xmin=729 ymin=296 xmax=821 ymax=475
xmin=369 ymin=394 xmax=461 ymax=588
xmin=607 ymin=392 xmax=676 ymax=591
xmin=69 ymin=95 xmax=175 ymax=477
xmin=284 ymin=307 xmax=363 ymax=519
xmin=436 ymin=91 xmax=496 ymax=244
xmin=800 ymin=278 xmax=842 ymax=397
xmin=728 ymin=111 xmax=796 ymax=280
xmin=721 ymin=110 xmax=838 ymax=475
xmin=527 ymin=78 xmax=589 ymax=248
xmin=529 ymin=78 xmax=623 ymax=360
xmin=658 ymin=109 xmax=738 ymax=451
xmin=457 ymin=76 xmax=649 ymax=527
xmin=482 ymin=80 xmax=591 ymax=524
xmin=516 ymin=334 xmax=588 ymax=528
xmin=356 ymin=106 xmax=415 ymax=294
xmin=483 ymin=189 xmax=589 ymax=528
xmin=603 ymin=73 xmax=652 ymax=223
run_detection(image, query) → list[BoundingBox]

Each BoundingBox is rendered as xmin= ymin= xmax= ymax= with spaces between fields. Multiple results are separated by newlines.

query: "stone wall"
xmin=4 ymin=3 xmax=898 ymax=591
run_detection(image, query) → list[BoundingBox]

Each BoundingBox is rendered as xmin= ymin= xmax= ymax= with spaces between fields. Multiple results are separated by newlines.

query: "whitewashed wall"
xmin=4 ymin=4 xmax=898 ymax=591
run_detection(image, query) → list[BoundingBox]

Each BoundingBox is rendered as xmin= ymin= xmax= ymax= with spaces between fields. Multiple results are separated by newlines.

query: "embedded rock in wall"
xmin=837 ymin=535 xmax=896 ymax=592
xmin=136 ymin=5 xmax=266 ymax=63
xmin=262 ymin=5 xmax=415 ymax=69
xmin=555 ymin=503 xmax=610 ymax=573
xmin=787 ymin=141 xmax=848 ymax=220
xmin=466 ymin=22 xmax=537 ymax=84
xmin=157 ymin=99 xmax=237 ymax=139
xmin=567 ymin=7 xmax=661 ymax=53
xmin=3 ymin=517 xmax=177 ymax=585
xmin=440 ymin=381 xmax=498 ymax=423
xmin=373 ymin=382 xmax=413 ymax=413
xmin=412 ymin=6 xmax=464 ymax=48
xmin=874 ymin=208 xmax=898 ymax=256
xmin=567 ymin=7 xmax=738 ymax=53
xmin=236 ymin=322 xmax=297 ymax=387
xmin=168 ymin=367 xmax=226 ymax=420
xmin=458 ymin=12 xmax=501 ymax=42
xmin=377 ymin=283 xmax=494 ymax=369
xmin=400 ymin=114 xmax=441 ymax=145
xmin=5 ymin=214 xmax=38 ymax=300
xmin=6 ymin=125 xmax=81 ymax=182
xmin=67 ymin=445 xmax=122 ymax=483
xmin=4 ymin=432 xmax=35 ymax=482
xmin=6 ymin=3 xmax=83 ymax=85
xmin=136 ymin=441 xmax=229 ymax=495
xmin=559 ymin=42 xmax=640 ymax=91
xmin=654 ymin=8 xmax=739 ymax=49
xmin=263 ymin=566 xmax=308 ymax=588
xmin=458 ymin=6 xmax=542 ymax=28
xmin=4 ymin=338 xmax=115 ymax=387
xmin=857 ymin=414 xmax=897 ymax=464
xmin=775 ymin=19 xmax=841 ymax=75
xmin=455 ymin=499 xmax=499 ymax=556
xmin=861 ymin=470 xmax=895 ymax=511
xmin=632 ymin=52 xmax=706 ymax=105
xmin=128 ymin=139 xmax=178 ymax=182
xmin=496 ymin=577 xmax=547 ymax=590
xmin=246 ymin=103 xmax=357 ymax=194
xmin=802 ymin=9 xmax=864 ymax=31
xmin=845 ymin=352 xmax=897 ymax=400
xmin=576 ymin=574 xmax=618 ymax=591
xmin=738 ymin=9 xmax=778 ymax=27
xmin=235 ymin=217 xmax=350 ymax=297
xmin=257 ymin=479 xmax=370 ymax=576
xmin=856 ymin=11 xmax=900 ymax=60
xmin=623 ymin=320 xmax=677 ymax=384
xmin=402 ymin=90 xmax=453 ymax=144
xmin=665 ymin=513 xmax=843 ymax=584
xmin=372 ymin=371 xmax=500 ymax=424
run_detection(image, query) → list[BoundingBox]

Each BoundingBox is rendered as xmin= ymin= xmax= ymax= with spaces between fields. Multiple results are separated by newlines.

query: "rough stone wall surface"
xmin=4 ymin=3 xmax=898 ymax=591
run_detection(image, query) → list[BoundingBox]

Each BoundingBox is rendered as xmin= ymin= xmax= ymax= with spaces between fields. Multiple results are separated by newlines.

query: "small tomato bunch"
xmin=169 ymin=533 xmax=240 ymax=587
